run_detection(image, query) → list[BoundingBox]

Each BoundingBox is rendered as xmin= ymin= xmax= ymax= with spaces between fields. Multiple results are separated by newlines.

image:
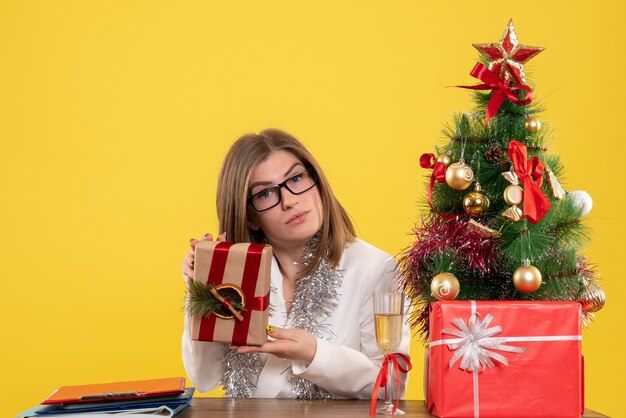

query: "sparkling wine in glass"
xmin=373 ymin=292 xmax=405 ymax=415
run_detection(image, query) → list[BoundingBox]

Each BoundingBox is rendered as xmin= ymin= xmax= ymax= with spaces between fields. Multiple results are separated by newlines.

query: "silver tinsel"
xmin=287 ymin=236 xmax=342 ymax=399
xmin=221 ymin=233 xmax=342 ymax=399
xmin=222 ymin=350 xmax=263 ymax=398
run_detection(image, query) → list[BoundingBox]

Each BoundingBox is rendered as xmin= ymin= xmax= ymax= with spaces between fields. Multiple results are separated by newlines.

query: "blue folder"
xmin=16 ymin=388 xmax=194 ymax=417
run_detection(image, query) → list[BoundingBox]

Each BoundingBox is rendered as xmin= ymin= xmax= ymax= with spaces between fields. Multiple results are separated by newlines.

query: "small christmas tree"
xmin=400 ymin=20 xmax=605 ymax=340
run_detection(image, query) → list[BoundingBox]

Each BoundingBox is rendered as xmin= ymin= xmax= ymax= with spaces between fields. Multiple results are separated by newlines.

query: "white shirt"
xmin=182 ymin=238 xmax=411 ymax=399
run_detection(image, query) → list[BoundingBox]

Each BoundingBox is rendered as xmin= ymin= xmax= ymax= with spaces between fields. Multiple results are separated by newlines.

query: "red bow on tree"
xmin=457 ymin=63 xmax=533 ymax=125
xmin=507 ymin=140 xmax=550 ymax=224
xmin=420 ymin=153 xmax=446 ymax=199
xmin=420 ymin=154 xmax=457 ymax=220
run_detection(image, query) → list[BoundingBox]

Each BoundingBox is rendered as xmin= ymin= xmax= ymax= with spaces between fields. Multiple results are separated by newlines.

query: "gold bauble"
xmin=503 ymin=184 xmax=524 ymax=206
xmin=579 ymin=282 xmax=606 ymax=313
xmin=445 ymin=162 xmax=474 ymax=190
xmin=437 ymin=153 xmax=453 ymax=168
xmin=524 ymin=117 xmax=542 ymax=133
xmin=431 ymin=272 xmax=460 ymax=301
xmin=463 ymin=183 xmax=490 ymax=216
xmin=512 ymin=261 xmax=542 ymax=293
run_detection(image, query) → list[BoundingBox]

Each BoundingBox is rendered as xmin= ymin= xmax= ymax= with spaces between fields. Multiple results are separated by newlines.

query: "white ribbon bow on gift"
xmin=442 ymin=313 xmax=526 ymax=372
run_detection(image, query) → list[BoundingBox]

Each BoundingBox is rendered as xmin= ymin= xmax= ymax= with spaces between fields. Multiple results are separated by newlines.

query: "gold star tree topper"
xmin=473 ymin=20 xmax=544 ymax=85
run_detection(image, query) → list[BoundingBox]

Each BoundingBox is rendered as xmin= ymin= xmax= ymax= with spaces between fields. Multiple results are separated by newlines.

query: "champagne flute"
xmin=373 ymin=292 xmax=405 ymax=415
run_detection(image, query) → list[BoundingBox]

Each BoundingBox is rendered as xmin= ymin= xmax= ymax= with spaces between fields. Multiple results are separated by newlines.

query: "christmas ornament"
xmin=431 ymin=272 xmax=460 ymax=301
xmin=473 ymin=19 xmax=544 ymax=85
xmin=467 ymin=219 xmax=502 ymax=238
xmin=513 ymin=260 xmax=542 ymax=293
xmin=437 ymin=152 xmax=453 ymax=167
xmin=463 ymin=183 xmax=490 ymax=216
xmin=501 ymin=168 xmax=524 ymax=221
xmin=569 ymin=190 xmax=593 ymax=216
xmin=579 ymin=281 xmax=606 ymax=313
xmin=420 ymin=153 xmax=460 ymax=220
xmin=503 ymin=206 xmax=524 ymax=222
xmin=524 ymin=117 xmax=542 ymax=133
xmin=445 ymin=160 xmax=474 ymax=190
xmin=485 ymin=146 xmax=504 ymax=165
xmin=223 ymin=234 xmax=337 ymax=399
xmin=545 ymin=165 xmax=567 ymax=200
xmin=503 ymin=184 xmax=524 ymax=206
xmin=503 ymin=140 xmax=550 ymax=224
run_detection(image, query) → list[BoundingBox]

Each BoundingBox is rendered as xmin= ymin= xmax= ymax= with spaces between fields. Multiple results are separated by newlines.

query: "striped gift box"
xmin=191 ymin=241 xmax=272 ymax=346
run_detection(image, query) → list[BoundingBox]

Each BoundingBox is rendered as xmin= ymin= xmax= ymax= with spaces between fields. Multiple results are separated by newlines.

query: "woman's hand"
xmin=182 ymin=232 xmax=226 ymax=280
xmin=235 ymin=326 xmax=317 ymax=365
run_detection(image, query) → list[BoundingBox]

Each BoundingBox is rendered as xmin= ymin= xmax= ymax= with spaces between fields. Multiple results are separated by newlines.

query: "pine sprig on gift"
xmin=186 ymin=280 xmax=244 ymax=318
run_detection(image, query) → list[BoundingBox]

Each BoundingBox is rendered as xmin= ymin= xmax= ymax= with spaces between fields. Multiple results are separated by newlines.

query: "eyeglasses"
xmin=247 ymin=168 xmax=318 ymax=212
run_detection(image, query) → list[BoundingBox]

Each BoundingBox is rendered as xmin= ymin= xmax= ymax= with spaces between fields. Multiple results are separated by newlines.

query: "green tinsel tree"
xmin=399 ymin=20 xmax=605 ymax=340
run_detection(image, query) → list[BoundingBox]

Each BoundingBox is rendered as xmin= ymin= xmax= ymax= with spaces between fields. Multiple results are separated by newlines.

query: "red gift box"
xmin=426 ymin=301 xmax=583 ymax=418
xmin=190 ymin=241 xmax=272 ymax=346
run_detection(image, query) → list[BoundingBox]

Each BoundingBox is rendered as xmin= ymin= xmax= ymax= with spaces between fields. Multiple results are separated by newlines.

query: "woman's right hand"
xmin=182 ymin=232 xmax=226 ymax=280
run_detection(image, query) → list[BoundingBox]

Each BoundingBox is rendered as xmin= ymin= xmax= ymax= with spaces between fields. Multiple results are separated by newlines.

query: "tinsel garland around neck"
xmin=222 ymin=234 xmax=342 ymax=399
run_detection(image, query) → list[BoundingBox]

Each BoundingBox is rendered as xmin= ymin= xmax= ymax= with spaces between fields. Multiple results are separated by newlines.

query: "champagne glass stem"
xmin=385 ymin=357 xmax=393 ymax=409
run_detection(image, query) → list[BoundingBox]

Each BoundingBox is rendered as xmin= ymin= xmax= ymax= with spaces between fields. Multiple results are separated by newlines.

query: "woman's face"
xmin=247 ymin=150 xmax=323 ymax=250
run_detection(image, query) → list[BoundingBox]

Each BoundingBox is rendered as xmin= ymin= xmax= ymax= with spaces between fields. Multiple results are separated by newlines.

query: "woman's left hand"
xmin=235 ymin=326 xmax=317 ymax=364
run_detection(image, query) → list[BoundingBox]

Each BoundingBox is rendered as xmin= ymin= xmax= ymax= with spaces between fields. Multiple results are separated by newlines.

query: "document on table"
xmin=60 ymin=405 xmax=175 ymax=416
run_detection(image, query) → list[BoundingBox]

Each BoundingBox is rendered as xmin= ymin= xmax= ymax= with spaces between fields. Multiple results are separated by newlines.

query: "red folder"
xmin=41 ymin=377 xmax=186 ymax=405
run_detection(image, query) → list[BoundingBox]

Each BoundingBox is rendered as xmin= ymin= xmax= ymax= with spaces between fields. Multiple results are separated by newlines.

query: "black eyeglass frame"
xmin=247 ymin=168 xmax=318 ymax=212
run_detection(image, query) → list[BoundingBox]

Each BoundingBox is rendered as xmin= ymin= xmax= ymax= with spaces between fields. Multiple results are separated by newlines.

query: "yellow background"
xmin=1 ymin=1 xmax=624 ymax=416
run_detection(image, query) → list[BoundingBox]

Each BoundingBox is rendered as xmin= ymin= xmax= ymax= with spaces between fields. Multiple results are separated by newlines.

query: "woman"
xmin=181 ymin=129 xmax=410 ymax=399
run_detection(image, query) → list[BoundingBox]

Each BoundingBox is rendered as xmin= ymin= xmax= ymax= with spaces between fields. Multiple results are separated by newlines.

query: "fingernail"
xmin=203 ymin=233 xmax=211 ymax=239
xmin=266 ymin=325 xmax=274 ymax=333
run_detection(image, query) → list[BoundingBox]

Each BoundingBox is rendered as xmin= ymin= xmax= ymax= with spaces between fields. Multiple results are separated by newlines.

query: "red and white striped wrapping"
xmin=191 ymin=241 xmax=272 ymax=346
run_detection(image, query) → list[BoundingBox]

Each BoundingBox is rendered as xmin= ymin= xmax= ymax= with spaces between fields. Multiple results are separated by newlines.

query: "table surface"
xmin=177 ymin=398 xmax=608 ymax=417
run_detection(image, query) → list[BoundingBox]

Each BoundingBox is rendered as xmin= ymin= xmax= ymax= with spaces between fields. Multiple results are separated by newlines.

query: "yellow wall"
xmin=1 ymin=1 xmax=624 ymax=416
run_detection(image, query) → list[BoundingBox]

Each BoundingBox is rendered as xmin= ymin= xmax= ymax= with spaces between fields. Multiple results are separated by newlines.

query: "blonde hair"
xmin=216 ymin=129 xmax=355 ymax=276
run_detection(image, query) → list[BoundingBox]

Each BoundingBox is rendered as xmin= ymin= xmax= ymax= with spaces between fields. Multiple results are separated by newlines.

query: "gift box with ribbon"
xmin=426 ymin=300 xmax=583 ymax=418
xmin=189 ymin=241 xmax=272 ymax=346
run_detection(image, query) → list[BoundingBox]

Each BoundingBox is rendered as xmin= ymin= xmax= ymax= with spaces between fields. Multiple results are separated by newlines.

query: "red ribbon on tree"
xmin=420 ymin=153 xmax=457 ymax=220
xmin=369 ymin=353 xmax=412 ymax=416
xmin=507 ymin=139 xmax=550 ymax=224
xmin=457 ymin=63 xmax=533 ymax=124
